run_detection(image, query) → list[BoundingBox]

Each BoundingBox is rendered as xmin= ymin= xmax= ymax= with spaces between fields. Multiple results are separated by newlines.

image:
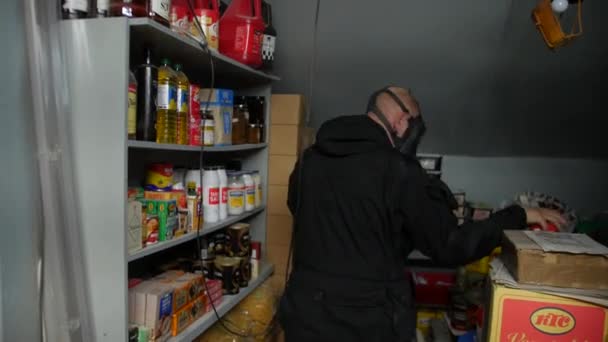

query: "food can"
xmin=213 ymin=256 xmax=241 ymax=295
xmin=235 ymin=257 xmax=251 ymax=287
xmin=226 ymin=223 xmax=251 ymax=257
xmin=209 ymin=231 xmax=226 ymax=255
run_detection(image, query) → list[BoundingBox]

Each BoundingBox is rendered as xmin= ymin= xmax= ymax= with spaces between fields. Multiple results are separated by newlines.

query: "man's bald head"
xmin=367 ymin=86 xmax=421 ymax=144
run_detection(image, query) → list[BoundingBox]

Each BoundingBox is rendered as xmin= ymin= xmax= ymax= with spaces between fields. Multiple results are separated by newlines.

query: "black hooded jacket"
xmin=287 ymin=114 xmax=526 ymax=280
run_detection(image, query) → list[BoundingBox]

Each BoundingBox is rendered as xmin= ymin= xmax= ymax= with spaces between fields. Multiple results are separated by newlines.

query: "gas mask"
xmin=367 ymin=87 xmax=426 ymax=156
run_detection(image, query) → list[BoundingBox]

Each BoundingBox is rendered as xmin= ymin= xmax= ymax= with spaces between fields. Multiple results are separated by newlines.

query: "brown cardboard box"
xmin=269 ymin=155 xmax=297 ymax=186
xmin=268 ymin=185 xmax=289 ymax=216
xmin=267 ymin=214 xmax=293 ymax=246
xmin=501 ymin=230 xmax=608 ymax=290
xmin=269 ymin=125 xmax=300 ymax=156
xmin=270 ymin=94 xmax=305 ymax=125
xmin=267 ymin=243 xmax=291 ymax=276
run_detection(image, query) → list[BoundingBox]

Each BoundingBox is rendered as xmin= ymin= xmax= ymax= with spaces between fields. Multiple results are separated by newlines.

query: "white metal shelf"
xmin=168 ymin=262 xmax=275 ymax=342
xmin=128 ymin=206 xmax=265 ymax=262
xmin=129 ymin=18 xmax=279 ymax=87
xmin=128 ymin=140 xmax=267 ymax=152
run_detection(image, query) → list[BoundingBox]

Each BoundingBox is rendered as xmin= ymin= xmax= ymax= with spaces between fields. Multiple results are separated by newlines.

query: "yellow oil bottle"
xmin=174 ymin=64 xmax=190 ymax=145
xmin=156 ymin=58 xmax=177 ymax=144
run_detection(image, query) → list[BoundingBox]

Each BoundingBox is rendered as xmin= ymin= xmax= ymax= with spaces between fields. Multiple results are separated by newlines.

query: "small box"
xmin=269 ymin=155 xmax=297 ymax=185
xmin=406 ymin=268 xmax=456 ymax=307
xmin=267 ymin=214 xmax=293 ymax=246
xmin=501 ymin=230 xmax=608 ymax=290
xmin=199 ymin=88 xmax=234 ymax=146
xmin=144 ymin=199 xmax=178 ymax=242
xmin=189 ymin=84 xmax=201 ymax=146
xmin=417 ymin=154 xmax=442 ymax=172
xmin=143 ymin=282 xmax=174 ymax=342
xmin=485 ymin=270 xmax=608 ymax=341
xmin=270 ymin=94 xmax=305 ymax=125
xmin=127 ymin=200 xmax=143 ymax=254
xmin=171 ymin=295 xmax=206 ymax=336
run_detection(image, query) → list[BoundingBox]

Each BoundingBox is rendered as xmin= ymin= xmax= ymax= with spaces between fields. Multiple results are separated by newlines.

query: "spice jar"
xmin=247 ymin=123 xmax=261 ymax=144
xmin=232 ymin=104 xmax=248 ymax=145
xmin=227 ymin=172 xmax=245 ymax=215
xmin=202 ymin=109 xmax=215 ymax=146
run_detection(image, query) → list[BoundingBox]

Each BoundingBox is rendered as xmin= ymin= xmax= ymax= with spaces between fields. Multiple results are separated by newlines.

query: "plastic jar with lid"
xmin=227 ymin=172 xmax=245 ymax=216
xmin=217 ymin=166 xmax=228 ymax=220
xmin=242 ymin=172 xmax=255 ymax=212
xmin=202 ymin=109 xmax=215 ymax=146
xmin=203 ymin=166 xmax=220 ymax=223
xmin=251 ymin=171 xmax=262 ymax=208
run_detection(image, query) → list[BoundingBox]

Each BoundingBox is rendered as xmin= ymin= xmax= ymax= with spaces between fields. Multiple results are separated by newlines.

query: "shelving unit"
xmin=61 ymin=17 xmax=278 ymax=342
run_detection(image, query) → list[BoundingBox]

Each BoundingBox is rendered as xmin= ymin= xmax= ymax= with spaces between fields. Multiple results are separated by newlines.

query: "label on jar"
xmin=157 ymin=83 xmax=169 ymax=109
xmin=203 ymin=120 xmax=215 ymax=146
xmin=228 ymin=189 xmax=244 ymax=209
xmin=246 ymin=186 xmax=255 ymax=206
xmin=152 ymin=0 xmax=170 ymax=20
xmin=128 ymin=84 xmax=137 ymax=135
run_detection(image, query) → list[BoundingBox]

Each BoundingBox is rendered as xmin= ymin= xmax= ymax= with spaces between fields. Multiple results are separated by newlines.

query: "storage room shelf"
xmin=128 ymin=206 xmax=265 ymax=262
xmin=128 ymin=140 xmax=267 ymax=152
xmin=168 ymin=262 xmax=275 ymax=342
xmin=129 ymin=18 xmax=279 ymax=88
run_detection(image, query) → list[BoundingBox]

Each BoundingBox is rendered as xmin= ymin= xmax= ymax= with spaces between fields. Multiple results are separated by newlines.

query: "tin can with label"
xmin=235 ymin=257 xmax=251 ymax=287
xmin=213 ymin=256 xmax=241 ymax=295
xmin=226 ymin=223 xmax=251 ymax=257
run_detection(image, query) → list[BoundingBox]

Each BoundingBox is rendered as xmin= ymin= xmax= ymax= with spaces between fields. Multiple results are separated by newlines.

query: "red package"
xmin=406 ymin=268 xmax=456 ymax=307
xmin=189 ymin=84 xmax=201 ymax=146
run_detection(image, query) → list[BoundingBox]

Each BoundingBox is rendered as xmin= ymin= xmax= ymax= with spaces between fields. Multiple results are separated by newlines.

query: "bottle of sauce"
xmin=174 ymin=64 xmax=189 ymax=145
xmin=135 ymin=48 xmax=157 ymax=142
xmin=261 ymin=1 xmax=276 ymax=70
xmin=156 ymin=58 xmax=178 ymax=144
xmin=128 ymin=70 xmax=138 ymax=140
xmin=109 ymin=0 xmax=171 ymax=27
xmin=232 ymin=103 xmax=248 ymax=145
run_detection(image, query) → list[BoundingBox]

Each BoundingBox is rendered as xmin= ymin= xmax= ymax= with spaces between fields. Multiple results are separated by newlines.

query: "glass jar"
xmin=242 ymin=172 xmax=255 ymax=212
xmin=227 ymin=172 xmax=245 ymax=216
xmin=232 ymin=104 xmax=248 ymax=145
xmin=251 ymin=171 xmax=262 ymax=208
xmin=247 ymin=123 xmax=261 ymax=144
xmin=202 ymin=109 xmax=215 ymax=146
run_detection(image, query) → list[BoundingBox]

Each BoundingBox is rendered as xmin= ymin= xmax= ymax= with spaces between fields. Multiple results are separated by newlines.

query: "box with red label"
xmin=189 ymin=84 xmax=201 ymax=146
xmin=406 ymin=268 xmax=456 ymax=307
xmin=485 ymin=283 xmax=608 ymax=341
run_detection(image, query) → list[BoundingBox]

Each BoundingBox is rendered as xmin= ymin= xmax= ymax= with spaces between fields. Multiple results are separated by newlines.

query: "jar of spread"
xmin=227 ymin=171 xmax=245 ymax=215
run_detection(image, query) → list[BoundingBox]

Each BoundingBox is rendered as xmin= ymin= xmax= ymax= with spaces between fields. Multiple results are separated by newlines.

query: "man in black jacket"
xmin=278 ymin=86 xmax=565 ymax=342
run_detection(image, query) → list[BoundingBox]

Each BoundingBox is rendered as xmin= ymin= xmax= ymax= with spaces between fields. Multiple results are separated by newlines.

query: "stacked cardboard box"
xmin=266 ymin=94 xmax=314 ymax=291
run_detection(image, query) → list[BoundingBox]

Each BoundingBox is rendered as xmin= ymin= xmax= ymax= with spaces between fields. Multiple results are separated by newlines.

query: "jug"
xmin=219 ymin=0 xmax=264 ymax=68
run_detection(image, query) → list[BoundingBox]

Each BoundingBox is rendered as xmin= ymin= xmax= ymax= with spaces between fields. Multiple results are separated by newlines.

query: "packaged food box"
xmin=144 ymin=199 xmax=178 ymax=242
xmin=130 ymin=281 xmax=173 ymax=341
xmin=140 ymin=200 xmax=159 ymax=247
xmin=189 ymin=84 xmax=201 ymax=146
xmin=127 ymin=200 xmax=143 ymax=254
xmin=171 ymin=295 xmax=206 ymax=336
xmin=199 ymin=88 xmax=233 ymax=146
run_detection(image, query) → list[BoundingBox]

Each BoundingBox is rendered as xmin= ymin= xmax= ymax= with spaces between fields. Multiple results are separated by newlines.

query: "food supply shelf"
xmin=128 ymin=206 xmax=265 ymax=262
xmin=128 ymin=140 xmax=267 ymax=152
xmin=129 ymin=18 xmax=280 ymax=88
xmin=168 ymin=262 xmax=275 ymax=342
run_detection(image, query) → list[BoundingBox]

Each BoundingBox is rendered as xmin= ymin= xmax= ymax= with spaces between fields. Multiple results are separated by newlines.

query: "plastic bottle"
xmin=156 ymin=58 xmax=177 ymax=144
xmin=136 ymin=48 xmax=157 ymax=142
xmin=190 ymin=0 xmax=220 ymax=50
xmin=219 ymin=0 xmax=265 ymax=68
xmin=174 ymin=64 xmax=189 ymax=145
xmin=227 ymin=172 xmax=244 ymax=215
xmin=128 ymin=70 xmax=138 ymax=140
xmin=242 ymin=172 xmax=255 ymax=212
xmin=203 ymin=167 xmax=220 ymax=223
xmin=217 ymin=167 xmax=228 ymax=220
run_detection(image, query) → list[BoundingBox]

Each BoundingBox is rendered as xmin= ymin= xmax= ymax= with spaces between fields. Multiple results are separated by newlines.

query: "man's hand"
xmin=524 ymin=207 xmax=567 ymax=231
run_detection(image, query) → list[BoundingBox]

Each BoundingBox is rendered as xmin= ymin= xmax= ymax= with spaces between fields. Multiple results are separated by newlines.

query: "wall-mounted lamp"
xmin=532 ymin=0 xmax=583 ymax=50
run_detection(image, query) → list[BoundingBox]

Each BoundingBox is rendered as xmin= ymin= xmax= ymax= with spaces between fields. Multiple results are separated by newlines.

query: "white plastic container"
xmin=227 ymin=172 xmax=244 ymax=215
xmin=251 ymin=171 xmax=262 ymax=208
xmin=203 ymin=167 xmax=220 ymax=223
xmin=217 ymin=166 xmax=228 ymax=220
xmin=242 ymin=172 xmax=255 ymax=212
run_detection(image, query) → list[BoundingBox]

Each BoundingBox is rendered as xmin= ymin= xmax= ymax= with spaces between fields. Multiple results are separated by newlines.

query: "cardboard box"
xmin=267 ymin=214 xmax=293 ymax=246
xmin=127 ymin=200 xmax=143 ymax=254
xmin=269 ymin=125 xmax=300 ymax=156
xmin=171 ymin=294 xmax=206 ymax=336
xmin=502 ymin=230 xmax=608 ymax=290
xmin=485 ymin=281 xmax=608 ymax=341
xmin=269 ymin=155 xmax=297 ymax=186
xmin=144 ymin=282 xmax=174 ymax=341
xmin=189 ymin=84 xmax=201 ymax=146
xmin=270 ymin=94 xmax=305 ymax=125
xmin=267 ymin=243 xmax=291 ymax=276
xmin=199 ymin=88 xmax=233 ymax=146
xmin=268 ymin=185 xmax=289 ymax=216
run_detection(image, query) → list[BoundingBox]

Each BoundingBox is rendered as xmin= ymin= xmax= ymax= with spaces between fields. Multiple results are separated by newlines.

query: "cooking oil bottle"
xmin=156 ymin=58 xmax=177 ymax=144
xmin=174 ymin=64 xmax=189 ymax=145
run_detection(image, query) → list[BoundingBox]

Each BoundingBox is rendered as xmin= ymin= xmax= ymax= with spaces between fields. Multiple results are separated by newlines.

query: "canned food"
xmin=235 ymin=257 xmax=251 ymax=287
xmin=213 ymin=256 xmax=241 ymax=295
xmin=226 ymin=223 xmax=251 ymax=257
xmin=209 ymin=231 xmax=226 ymax=255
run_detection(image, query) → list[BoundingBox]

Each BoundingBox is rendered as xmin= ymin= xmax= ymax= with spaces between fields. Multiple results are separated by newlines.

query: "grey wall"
xmin=0 ymin=0 xmax=42 ymax=341
xmin=271 ymin=0 xmax=607 ymax=159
